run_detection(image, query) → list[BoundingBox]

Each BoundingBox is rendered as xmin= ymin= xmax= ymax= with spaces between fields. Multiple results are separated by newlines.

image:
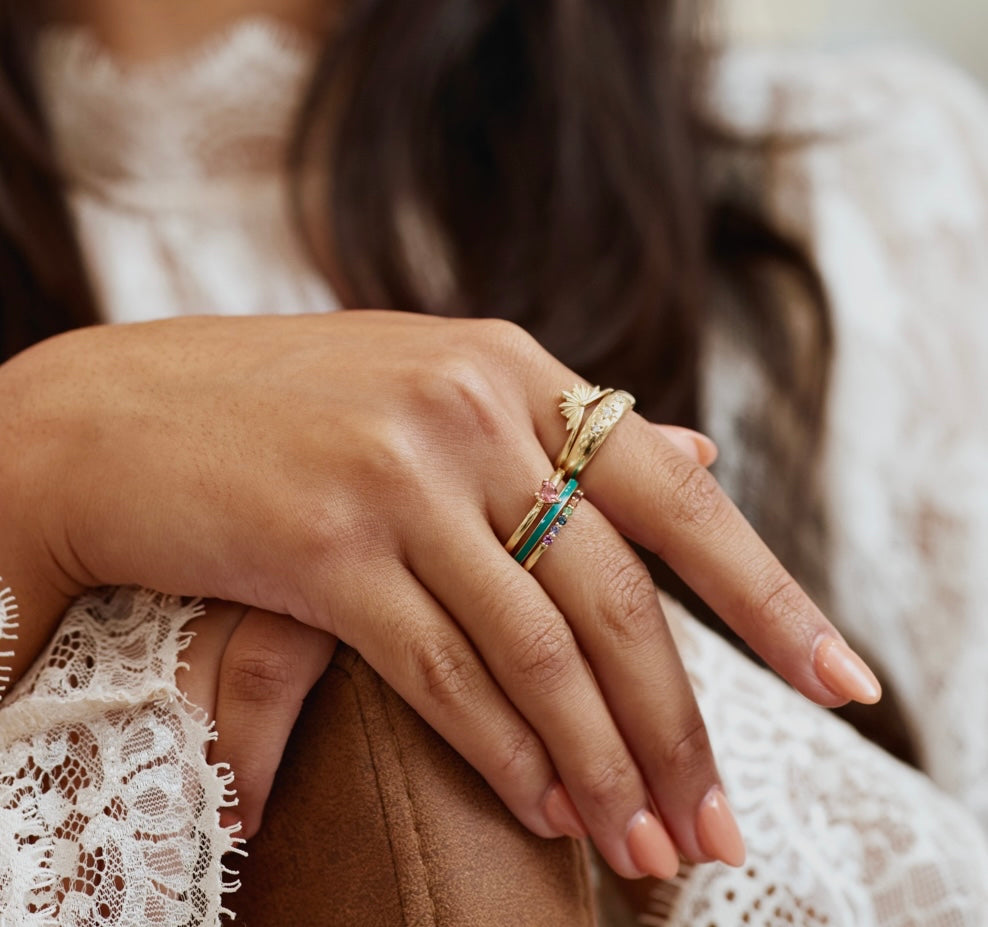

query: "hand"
xmin=0 ymin=312 xmax=880 ymax=878
xmin=175 ymin=600 xmax=337 ymax=838
xmin=170 ymin=424 xmax=711 ymax=841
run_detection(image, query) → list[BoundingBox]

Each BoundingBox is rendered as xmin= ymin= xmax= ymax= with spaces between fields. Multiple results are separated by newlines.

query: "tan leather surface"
xmin=230 ymin=645 xmax=597 ymax=926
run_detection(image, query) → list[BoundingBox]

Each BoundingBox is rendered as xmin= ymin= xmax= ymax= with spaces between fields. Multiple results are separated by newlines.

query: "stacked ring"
xmin=505 ymin=384 xmax=635 ymax=571
xmin=559 ymin=389 xmax=635 ymax=479
xmin=520 ymin=487 xmax=585 ymax=571
xmin=513 ymin=478 xmax=580 ymax=565
xmin=555 ymin=384 xmax=614 ymax=469
xmin=503 ymin=469 xmax=565 ymax=554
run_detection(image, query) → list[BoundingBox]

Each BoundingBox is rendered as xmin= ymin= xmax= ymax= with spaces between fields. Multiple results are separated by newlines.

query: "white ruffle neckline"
xmin=37 ymin=18 xmax=317 ymax=187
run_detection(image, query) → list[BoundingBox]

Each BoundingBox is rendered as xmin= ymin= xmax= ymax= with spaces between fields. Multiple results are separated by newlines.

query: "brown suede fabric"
xmin=230 ymin=645 xmax=597 ymax=926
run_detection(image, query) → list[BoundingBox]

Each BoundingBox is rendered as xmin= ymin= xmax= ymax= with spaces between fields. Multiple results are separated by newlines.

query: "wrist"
xmin=0 ymin=335 xmax=92 ymax=683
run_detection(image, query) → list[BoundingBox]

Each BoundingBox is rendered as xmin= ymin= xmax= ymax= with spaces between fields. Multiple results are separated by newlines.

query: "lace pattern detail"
xmin=37 ymin=19 xmax=338 ymax=326
xmin=37 ymin=19 xmax=316 ymax=187
xmin=0 ymin=580 xmax=18 ymax=698
xmin=709 ymin=47 xmax=988 ymax=835
xmin=0 ymin=588 xmax=239 ymax=927
xmin=640 ymin=606 xmax=988 ymax=927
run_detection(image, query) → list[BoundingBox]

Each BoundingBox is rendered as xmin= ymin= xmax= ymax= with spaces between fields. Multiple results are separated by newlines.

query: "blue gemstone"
xmin=557 ymin=515 xmax=568 ymax=526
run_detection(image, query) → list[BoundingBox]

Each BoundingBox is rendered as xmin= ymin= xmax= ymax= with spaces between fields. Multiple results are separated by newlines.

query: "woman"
xmin=0 ymin=1 xmax=986 ymax=924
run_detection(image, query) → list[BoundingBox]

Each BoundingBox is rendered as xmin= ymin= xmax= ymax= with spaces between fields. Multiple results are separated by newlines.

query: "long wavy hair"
xmin=0 ymin=1 xmax=831 ymax=595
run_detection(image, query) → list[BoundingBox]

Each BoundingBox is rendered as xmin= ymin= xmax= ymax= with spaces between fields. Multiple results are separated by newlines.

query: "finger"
xmin=210 ymin=609 xmax=337 ymax=838
xmin=333 ymin=562 xmax=571 ymax=843
xmin=653 ymin=424 xmax=718 ymax=467
xmin=407 ymin=517 xmax=679 ymax=881
xmin=532 ymin=497 xmax=740 ymax=865
xmin=565 ymin=411 xmax=880 ymax=707
xmin=175 ymin=600 xmax=247 ymax=715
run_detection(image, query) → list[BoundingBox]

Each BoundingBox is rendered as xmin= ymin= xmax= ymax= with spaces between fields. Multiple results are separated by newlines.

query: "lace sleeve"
xmin=0 ymin=588 xmax=241 ymax=925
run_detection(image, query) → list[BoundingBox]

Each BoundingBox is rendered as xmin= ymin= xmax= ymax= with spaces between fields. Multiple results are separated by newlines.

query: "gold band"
xmin=504 ymin=386 xmax=633 ymax=568
xmin=559 ymin=390 xmax=635 ymax=479
xmin=504 ymin=469 xmax=565 ymax=553
xmin=522 ymin=488 xmax=585 ymax=571
xmin=554 ymin=384 xmax=614 ymax=469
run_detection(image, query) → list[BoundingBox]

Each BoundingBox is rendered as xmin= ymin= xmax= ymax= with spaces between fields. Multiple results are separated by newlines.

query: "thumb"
xmin=209 ymin=609 xmax=338 ymax=838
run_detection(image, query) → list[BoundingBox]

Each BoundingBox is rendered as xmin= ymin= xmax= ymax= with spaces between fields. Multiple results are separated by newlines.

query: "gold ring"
xmin=560 ymin=390 xmax=635 ymax=479
xmin=555 ymin=384 xmax=614 ymax=469
xmin=521 ymin=488 xmax=585 ymax=571
xmin=504 ymin=469 xmax=565 ymax=553
xmin=504 ymin=385 xmax=633 ymax=565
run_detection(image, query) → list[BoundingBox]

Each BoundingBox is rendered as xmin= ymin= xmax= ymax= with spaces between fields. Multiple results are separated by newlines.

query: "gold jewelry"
xmin=504 ymin=469 xmax=565 ymax=553
xmin=555 ymin=384 xmax=614 ymax=468
xmin=560 ymin=390 xmax=635 ymax=478
xmin=522 ymin=488 xmax=585 ymax=571
xmin=512 ymin=478 xmax=580 ymax=564
xmin=504 ymin=386 xmax=632 ymax=567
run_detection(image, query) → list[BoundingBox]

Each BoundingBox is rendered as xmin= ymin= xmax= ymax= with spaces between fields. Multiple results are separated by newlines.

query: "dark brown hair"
xmin=0 ymin=5 xmax=99 ymax=358
xmin=0 ymin=1 xmax=831 ymax=589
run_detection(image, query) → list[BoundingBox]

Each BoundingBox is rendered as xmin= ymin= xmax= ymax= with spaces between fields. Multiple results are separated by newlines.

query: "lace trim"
xmin=638 ymin=604 xmax=988 ymax=926
xmin=37 ymin=17 xmax=317 ymax=186
xmin=0 ymin=579 xmax=17 ymax=699
xmin=0 ymin=588 xmax=242 ymax=926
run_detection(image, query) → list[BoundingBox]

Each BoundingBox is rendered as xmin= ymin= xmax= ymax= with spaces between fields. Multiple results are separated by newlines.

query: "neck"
xmin=42 ymin=0 xmax=331 ymax=61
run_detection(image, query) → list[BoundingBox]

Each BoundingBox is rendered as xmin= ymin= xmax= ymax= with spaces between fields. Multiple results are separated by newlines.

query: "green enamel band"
xmin=514 ymin=478 xmax=579 ymax=564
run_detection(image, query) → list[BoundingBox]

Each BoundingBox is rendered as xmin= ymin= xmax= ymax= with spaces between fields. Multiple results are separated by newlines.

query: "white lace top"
xmin=1 ymin=20 xmax=987 ymax=926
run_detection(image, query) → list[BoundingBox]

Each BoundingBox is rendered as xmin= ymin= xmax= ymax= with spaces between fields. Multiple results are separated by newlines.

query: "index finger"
xmin=512 ymin=344 xmax=880 ymax=708
xmin=587 ymin=413 xmax=880 ymax=706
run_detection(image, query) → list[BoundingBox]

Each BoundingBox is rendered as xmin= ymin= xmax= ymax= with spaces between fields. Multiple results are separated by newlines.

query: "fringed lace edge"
xmin=0 ymin=578 xmax=19 ymax=700
xmin=0 ymin=587 xmax=246 ymax=924
xmin=172 ymin=604 xmax=249 ymax=922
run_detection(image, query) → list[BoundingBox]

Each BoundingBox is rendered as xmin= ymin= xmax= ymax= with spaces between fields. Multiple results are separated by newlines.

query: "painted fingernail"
xmin=543 ymin=783 xmax=589 ymax=839
xmin=626 ymin=810 xmax=680 ymax=880
xmin=814 ymin=636 xmax=882 ymax=704
xmin=657 ymin=425 xmax=719 ymax=467
xmin=697 ymin=786 xmax=746 ymax=867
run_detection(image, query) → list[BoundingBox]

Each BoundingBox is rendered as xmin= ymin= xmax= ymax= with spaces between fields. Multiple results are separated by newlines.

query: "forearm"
xmin=0 ymin=338 xmax=87 ymax=686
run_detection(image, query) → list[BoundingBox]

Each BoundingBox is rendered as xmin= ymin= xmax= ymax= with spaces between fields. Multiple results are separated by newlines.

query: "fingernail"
xmin=626 ymin=810 xmax=680 ymax=880
xmin=697 ymin=786 xmax=746 ymax=867
xmin=657 ymin=425 xmax=719 ymax=467
xmin=814 ymin=636 xmax=882 ymax=704
xmin=543 ymin=783 xmax=588 ymax=839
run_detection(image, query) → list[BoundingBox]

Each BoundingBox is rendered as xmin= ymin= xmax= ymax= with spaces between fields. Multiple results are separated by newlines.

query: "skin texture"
xmin=0 ymin=311 xmax=878 ymax=877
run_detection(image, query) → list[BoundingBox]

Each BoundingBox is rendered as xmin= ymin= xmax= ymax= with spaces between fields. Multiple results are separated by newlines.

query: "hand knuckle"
xmin=417 ymin=638 xmax=482 ymax=707
xmin=510 ymin=620 xmax=575 ymax=695
xmin=748 ymin=569 xmax=808 ymax=631
xmin=221 ymin=649 xmax=297 ymax=705
xmin=582 ymin=754 xmax=636 ymax=813
xmin=359 ymin=420 xmax=432 ymax=497
xmin=472 ymin=316 xmax=531 ymax=354
xmin=410 ymin=352 xmax=508 ymax=443
xmin=492 ymin=727 xmax=543 ymax=779
xmin=664 ymin=459 xmax=726 ymax=533
xmin=658 ymin=716 xmax=712 ymax=782
xmin=599 ymin=553 xmax=660 ymax=649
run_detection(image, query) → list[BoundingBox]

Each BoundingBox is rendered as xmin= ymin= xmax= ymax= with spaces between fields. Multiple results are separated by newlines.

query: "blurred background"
xmin=723 ymin=0 xmax=988 ymax=83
